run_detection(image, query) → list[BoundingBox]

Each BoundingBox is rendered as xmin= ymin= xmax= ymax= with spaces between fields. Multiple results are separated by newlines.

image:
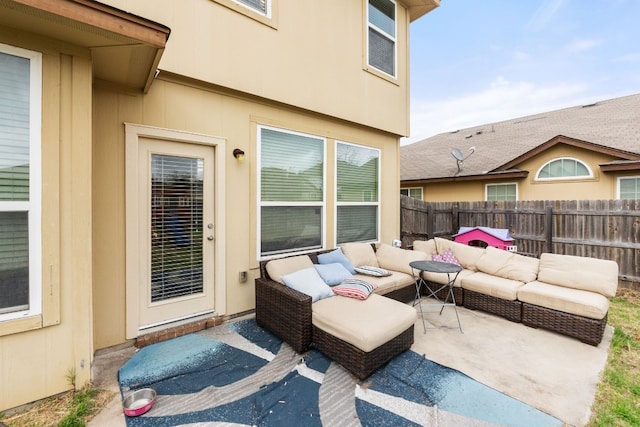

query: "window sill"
xmin=0 ymin=314 xmax=43 ymax=337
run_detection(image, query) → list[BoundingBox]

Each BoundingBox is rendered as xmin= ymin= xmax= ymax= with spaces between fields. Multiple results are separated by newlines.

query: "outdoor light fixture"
xmin=233 ymin=148 xmax=245 ymax=161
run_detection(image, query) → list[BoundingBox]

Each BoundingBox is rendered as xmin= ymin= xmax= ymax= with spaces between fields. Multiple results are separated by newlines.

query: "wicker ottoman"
xmin=311 ymin=293 xmax=417 ymax=380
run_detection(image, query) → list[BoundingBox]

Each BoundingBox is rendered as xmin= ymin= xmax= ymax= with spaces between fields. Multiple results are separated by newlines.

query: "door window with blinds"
xmin=367 ymin=0 xmax=396 ymax=77
xmin=336 ymin=142 xmax=379 ymax=244
xmin=151 ymin=154 xmax=204 ymax=302
xmin=0 ymin=44 xmax=42 ymax=320
xmin=259 ymin=126 xmax=324 ymax=256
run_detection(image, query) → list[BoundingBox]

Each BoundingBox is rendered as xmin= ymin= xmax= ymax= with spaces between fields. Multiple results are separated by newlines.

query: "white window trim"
xmin=401 ymin=187 xmax=422 ymax=199
xmin=334 ymin=140 xmax=381 ymax=246
xmin=366 ymin=0 xmax=398 ymax=79
xmin=485 ymin=182 xmax=518 ymax=201
xmin=535 ymin=157 xmax=593 ymax=181
xmin=0 ymin=43 xmax=42 ymax=322
xmin=617 ymin=175 xmax=640 ymax=200
xmin=232 ymin=0 xmax=271 ymax=18
xmin=257 ymin=125 xmax=327 ymax=259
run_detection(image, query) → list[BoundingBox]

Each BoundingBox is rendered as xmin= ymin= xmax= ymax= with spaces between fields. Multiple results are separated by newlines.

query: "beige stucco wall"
xmin=416 ymin=144 xmax=623 ymax=202
xmin=0 ymin=30 xmax=93 ymax=412
xmin=92 ymin=77 xmax=401 ymax=350
xmin=99 ymin=0 xmax=411 ymax=136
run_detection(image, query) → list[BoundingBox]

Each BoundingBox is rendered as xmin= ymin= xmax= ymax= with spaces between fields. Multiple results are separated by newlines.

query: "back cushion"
xmin=265 ymin=255 xmax=314 ymax=284
xmin=538 ymin=253 xmax=618 ymax=297
xmin=341 ymin=242 xmax=379 ymax=267
xmin=375 ymin=243 xmax=428 ymax=275
xmin=434 ymin=237 xmax=485 ymax=271
xmin=476 ymin=246 xmax=539 ymax=283
xmin=413 ymin=239 xmax=437 ymax=257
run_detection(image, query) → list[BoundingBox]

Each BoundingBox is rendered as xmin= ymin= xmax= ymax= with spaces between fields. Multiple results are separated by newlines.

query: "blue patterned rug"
xmin=119 ymin=319 xmax=563 ymax=426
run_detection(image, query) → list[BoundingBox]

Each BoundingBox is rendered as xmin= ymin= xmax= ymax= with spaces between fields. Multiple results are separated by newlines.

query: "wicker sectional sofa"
xmin=255 ymin=242 xmax=426 ymax=379
xmin=412 ymin=237 xmax=619 ymax=346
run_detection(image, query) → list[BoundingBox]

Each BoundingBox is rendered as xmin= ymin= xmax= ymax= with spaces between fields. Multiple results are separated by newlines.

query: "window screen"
xmin=336 ymin=142 xmax=379 ymax=244
xmin=259 ymin=127 xmax=324 ymax=256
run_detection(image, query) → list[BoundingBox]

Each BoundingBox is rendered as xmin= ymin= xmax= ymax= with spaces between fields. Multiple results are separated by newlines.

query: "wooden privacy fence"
xmin=400 ymin=196 xmax=640 ymax=290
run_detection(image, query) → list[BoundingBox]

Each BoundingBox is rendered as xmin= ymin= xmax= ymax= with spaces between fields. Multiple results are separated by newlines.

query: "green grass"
xmin=589 ymin=290 xmax=640 ymax=426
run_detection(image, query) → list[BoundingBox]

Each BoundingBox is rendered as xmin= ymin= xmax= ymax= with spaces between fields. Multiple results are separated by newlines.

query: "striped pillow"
xmin=333 ymin=278 xmax=377 ymax=300
xmin=354 ymin=265 xmax=392 ymax=277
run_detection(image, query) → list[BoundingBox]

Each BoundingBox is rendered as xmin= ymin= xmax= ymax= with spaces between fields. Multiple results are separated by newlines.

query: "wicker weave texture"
xmin=463 ymin=289 xmax=522 ymax=322
xmin=522 ymin=303 xmax=607 ymax=346
xmin=312 ymin=324 xmax=414 ymax=380
xmin=255 ymin=278 xmax=313 ymax=353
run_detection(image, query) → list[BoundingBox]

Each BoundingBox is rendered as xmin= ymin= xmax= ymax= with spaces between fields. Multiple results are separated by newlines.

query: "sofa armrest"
xmin=255 ymin=277 xmax=313 ymax=353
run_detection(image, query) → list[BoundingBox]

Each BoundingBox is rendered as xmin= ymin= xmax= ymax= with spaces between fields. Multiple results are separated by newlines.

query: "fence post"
xmin=545 ymin=206 xmax=553 ymax=253
xmin=427 ymin=204 xmax=434 ymax=239
xmin=452 ymin=203 xmax=459 ymax=236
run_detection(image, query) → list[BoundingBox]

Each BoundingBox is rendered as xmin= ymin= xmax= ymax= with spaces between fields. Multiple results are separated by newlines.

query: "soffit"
xmin=401 ymin=0 xmax=440 ymax=22
xmin=0 ymin=0 xmax=170 ymax=92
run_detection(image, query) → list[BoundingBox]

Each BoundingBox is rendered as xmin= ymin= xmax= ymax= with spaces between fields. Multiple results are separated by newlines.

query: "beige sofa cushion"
xmin=518 ymin=281 xmax=610 ymax=320
xmin=434 ymin=237 xmax=485 ymax=271
xmin=376 ymin=243 xmax=428 ymax=275
xmin=461 ymin=272 xmax=524 ymax=301
xmin=412 ymin=239 xmax=437 ymax=257
xmin=356 ymin=271 xmax=415 ymax=295
xmin=422 ymin=268 xmax=474 ymax=288
xmin=476 ymin=246 xmax=539 ymax=283
xmin=341 ymin=242 xmax=379 ymax=267
xmin=265 ymin=255 xmax=314 ymax=284
xmin=537 ymin=253 xmax=618 ymax=298
xmin=312 ymin=293 xmax=417 ymax=352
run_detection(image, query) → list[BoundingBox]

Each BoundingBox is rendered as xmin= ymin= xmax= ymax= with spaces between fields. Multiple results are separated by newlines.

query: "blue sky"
xmin=405 ymin=0 xmax=640 ymax=144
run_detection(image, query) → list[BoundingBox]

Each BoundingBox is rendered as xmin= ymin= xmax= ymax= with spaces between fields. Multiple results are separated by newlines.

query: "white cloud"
xmin=527 ymin=0 xmax=566 ymax=31
xmin=564 ymin=38 xmax=603 ymax=53
xmin=404 ymin=77 xmax=592 ymax=145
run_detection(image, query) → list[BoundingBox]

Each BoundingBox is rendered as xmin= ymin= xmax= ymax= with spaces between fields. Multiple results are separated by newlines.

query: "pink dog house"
xmin=453 ymin=226 xmax=515 ymax=250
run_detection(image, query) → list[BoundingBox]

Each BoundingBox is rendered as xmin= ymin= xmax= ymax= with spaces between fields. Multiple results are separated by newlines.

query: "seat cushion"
xmin=354 ymin=271 xmax=414 ymax=295
xmin=537 ymin=253 xmax=618 ymax=298
xmin=312 ymin=293 xmax=417 ymax=352
xmin=461 ymin=271 xmax=524 ymax=301
xmin=518 ymin=281 xmax=610 ymax=320
xmin=422 ymin=268 xmax=474 ymax=288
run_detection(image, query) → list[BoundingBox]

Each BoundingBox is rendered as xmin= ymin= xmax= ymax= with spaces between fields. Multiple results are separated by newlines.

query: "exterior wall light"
xmin=233 ymin=148 xmax=245 ymax=161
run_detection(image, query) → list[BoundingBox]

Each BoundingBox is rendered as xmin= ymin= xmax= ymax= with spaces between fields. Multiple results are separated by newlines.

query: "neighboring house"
xmin=401 ymin=94 xmax=640 ymax=202
xmin=0 ymin=0 xmax=440 ymax=411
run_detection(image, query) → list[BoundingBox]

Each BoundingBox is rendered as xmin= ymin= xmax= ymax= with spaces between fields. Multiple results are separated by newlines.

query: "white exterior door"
xmin=136 ymin=138 xmax=215 ymax=329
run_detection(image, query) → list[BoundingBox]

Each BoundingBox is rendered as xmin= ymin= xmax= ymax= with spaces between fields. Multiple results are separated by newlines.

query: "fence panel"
xmin=400 ymin=196 xmax=640 ymax=290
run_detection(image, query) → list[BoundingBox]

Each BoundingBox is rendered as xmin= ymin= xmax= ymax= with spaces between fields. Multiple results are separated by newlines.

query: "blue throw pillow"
xmin=314 ymin=263 xmax=353 ymax=286
xmin=317 ymin=248 xmax=356 ymax=274
xmin=281 ymin=267 xmax=335 ymax=303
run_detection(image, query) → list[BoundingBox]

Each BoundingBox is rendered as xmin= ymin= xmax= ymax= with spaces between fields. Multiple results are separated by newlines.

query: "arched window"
xmin=536 ymin=157 xmax=593 ymax=180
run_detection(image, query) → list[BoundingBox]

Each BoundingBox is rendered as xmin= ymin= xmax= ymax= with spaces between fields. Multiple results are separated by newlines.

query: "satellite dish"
xmin=451 ymin=148 xmax=464 ymax=161
xmin=451 ymin=146 xmax=477 ymax=175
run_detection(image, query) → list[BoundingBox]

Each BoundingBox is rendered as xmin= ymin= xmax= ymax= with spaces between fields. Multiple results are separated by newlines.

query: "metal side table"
xmin=410 ymin=260 xmax=463 ymax=334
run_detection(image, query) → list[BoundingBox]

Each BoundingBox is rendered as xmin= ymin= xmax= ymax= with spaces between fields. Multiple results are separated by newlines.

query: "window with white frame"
xmin=258 ymin=126 xmax=324 ymax=256
xmin=0 ymin=44 xmax=42 ymax=321
xmin=234 ymin=0 xmax=269 ymax=16
xmin=618 ymin=176 xmax=640 ymax=200
xmin=336 ymin=142 xmax=379 ymax=244
xmin=367 ymin=0 xmax=396 ymax=77
xmin=486 ymin=183 xmax=517 ymax=201
xmin=400 ymin=187 xmax=422 ymax=199
xmin=536 ymin=157 xmax=592 ymax=180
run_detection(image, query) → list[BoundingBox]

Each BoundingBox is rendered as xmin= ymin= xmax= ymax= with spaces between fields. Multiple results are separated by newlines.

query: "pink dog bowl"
xmin=122 ymin=388 xmax=156 ymax=417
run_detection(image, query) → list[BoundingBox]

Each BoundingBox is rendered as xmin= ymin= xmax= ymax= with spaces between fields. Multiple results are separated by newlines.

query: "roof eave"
xmin=402 ymin=0 xmax=440 ymax=22
xmin=401 ymin=170 xmax=529 ymax=185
